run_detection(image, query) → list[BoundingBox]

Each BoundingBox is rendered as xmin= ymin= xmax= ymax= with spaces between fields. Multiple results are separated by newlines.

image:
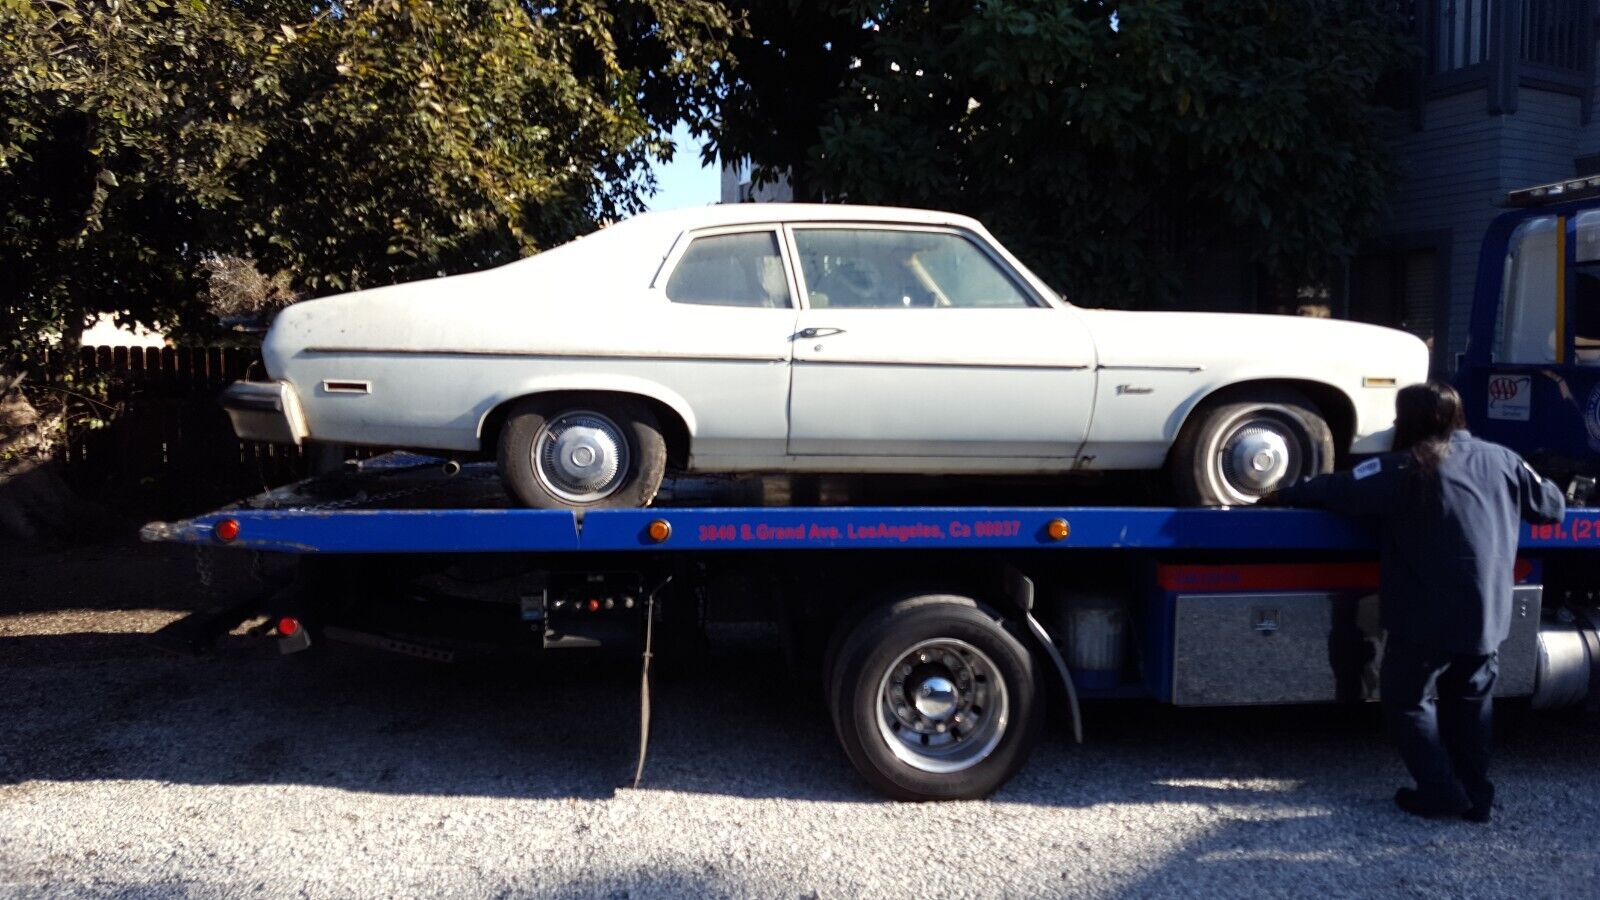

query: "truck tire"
xmin=828 ymin=594 xmax=1043 ymax=801
xmin=1171 ymin=387 xmax=1334 ymax=506
xmin=497 ymin=395 xmax=666 ymax=510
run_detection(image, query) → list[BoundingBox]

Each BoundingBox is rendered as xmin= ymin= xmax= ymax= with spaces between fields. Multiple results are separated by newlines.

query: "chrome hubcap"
xmin=533 ymin=411 xmax=629 ymax=503
xmin=913 ymin=675 xmax=959 ymax=722
xmin=1208 ymin=408 xmax=1320 ymax=505
xmin=1224 ymin=425 xmax=1292 ymax=493
xmin=877 ymin=639 xmax=1009 ymax=774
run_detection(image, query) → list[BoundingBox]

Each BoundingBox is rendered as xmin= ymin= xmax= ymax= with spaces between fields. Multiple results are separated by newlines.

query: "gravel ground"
xmin=2 ymin=541 xmax=1598 ymax=899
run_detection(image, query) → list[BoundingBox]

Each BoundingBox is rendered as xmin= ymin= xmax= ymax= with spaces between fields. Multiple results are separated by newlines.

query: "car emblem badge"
xmin=1116 ymin=384 xmax=1153 ymax=395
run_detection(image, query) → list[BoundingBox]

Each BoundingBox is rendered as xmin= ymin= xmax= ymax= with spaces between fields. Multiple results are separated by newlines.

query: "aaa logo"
xmin=1488 ymin=376 xmax=1522 ymax=401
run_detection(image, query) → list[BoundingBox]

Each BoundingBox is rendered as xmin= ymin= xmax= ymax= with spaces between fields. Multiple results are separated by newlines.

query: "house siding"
xmin=1375 ymin=72 xmax=1600 ymax=367
xmin=1377 ymin=91 xmax=1507 ymax=360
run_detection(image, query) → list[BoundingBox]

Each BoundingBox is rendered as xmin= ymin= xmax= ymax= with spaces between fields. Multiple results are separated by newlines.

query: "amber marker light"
xmin=214 ymin=518 xmax=241 ymax=543
xmin=1046 ymin=518 xmax=1071 ymax=542
xmin=646 ymin=519 xmax=672 ymax=543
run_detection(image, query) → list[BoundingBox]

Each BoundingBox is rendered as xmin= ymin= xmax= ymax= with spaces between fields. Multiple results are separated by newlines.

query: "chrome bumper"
xmin=221 ymin=380 xmax=308 ymax=445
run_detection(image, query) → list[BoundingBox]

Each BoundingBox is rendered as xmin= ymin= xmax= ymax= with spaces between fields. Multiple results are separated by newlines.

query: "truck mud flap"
xmin=321 ymin=625 xmax=457 ymax=663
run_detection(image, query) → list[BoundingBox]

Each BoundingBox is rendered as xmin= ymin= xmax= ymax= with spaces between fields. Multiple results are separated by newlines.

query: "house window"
xmin=1434 ymin=0 xmax=1493 ymax=73
xmin=1352 ymin=248 xmax=1438 ymax=347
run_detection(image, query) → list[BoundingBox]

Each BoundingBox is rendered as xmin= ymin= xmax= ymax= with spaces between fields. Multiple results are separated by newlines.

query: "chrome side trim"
xmin=303 ymin=347 xmax=790 ymax=365
xmin=794 ymin=358 xmax=1092 ymax=371
xmin=1096 ymin=364 xmax=1206 ymax=373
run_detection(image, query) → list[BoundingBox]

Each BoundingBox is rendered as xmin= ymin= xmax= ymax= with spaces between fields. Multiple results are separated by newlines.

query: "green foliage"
xmin=2 ymin=0 xmax=732 ymax=367
xmin=708 ymin=0 xmax=1409 ymax=307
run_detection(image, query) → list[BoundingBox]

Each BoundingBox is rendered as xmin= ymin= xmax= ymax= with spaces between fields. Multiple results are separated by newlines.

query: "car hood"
xmin=1077 ymin=308 xmax=1430 ymax=378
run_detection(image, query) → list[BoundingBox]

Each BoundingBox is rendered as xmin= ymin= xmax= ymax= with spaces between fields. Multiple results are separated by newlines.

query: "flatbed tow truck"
xmin=141 ymin=452 xmax=1600 ymax=801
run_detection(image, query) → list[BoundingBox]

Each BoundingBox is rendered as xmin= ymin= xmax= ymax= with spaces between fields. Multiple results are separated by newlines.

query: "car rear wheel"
xmin=497 ymin=395 xmax=666 ymax=510
xmin=1171 ymin=387 xmax=1334 ymax=506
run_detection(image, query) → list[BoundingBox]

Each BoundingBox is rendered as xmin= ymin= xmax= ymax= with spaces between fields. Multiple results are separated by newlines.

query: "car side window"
xmin=792 ymin=228 xmax=1034 ymax=309
xmin=664 ymin=231 xmax=792 ymax=308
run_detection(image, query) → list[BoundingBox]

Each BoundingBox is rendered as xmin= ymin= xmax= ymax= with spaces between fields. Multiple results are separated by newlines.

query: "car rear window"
xmin=665 ymin=232 xmax=793 ymax=308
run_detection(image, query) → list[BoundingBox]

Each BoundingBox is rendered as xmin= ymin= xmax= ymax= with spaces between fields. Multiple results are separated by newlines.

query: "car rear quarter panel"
xmin=267 ymin=218 xmax=799 ymax=458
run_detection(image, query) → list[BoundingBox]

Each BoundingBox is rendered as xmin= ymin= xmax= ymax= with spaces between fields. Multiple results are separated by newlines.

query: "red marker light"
xmin=586 ymin=599 xmax=602 ymax=613
xmin=277 ymin=616 xmax=301 ymax=637
xmin=214 ymin=518 xmax=241 ymax=543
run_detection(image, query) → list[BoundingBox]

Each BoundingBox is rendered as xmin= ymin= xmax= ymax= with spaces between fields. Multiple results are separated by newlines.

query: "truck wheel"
xmin=497 ymin=395 xmax=666 ymax=510
xmin=1171 ymin=387 xmax=1334 ymax=506
xmin=828 ymin=595 xmax=1043 ymax=801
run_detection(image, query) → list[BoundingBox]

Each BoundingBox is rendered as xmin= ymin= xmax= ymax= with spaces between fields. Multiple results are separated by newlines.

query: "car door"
xmin=644 ymin=227 xmax=802 ymax=464
xmin=784 ymin=224 xmax=1097 ymax=460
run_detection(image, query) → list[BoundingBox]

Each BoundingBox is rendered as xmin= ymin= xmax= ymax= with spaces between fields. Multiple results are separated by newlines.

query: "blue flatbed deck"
xmin=141 ymin=455 xmax=1600 ymax=555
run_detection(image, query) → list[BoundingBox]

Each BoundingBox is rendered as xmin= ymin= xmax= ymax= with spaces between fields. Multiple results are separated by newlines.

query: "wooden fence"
xmin=40 ymin=346 xmax=310 ymax=517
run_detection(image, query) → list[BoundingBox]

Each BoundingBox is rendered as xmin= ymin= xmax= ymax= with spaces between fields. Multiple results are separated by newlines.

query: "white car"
xmin=223 ymin=204 xmax=1429 ymax=508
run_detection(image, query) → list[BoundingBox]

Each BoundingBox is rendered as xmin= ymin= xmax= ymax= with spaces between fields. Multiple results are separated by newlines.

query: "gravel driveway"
xmin=2 ymin=541 xmax=1598 ymax=898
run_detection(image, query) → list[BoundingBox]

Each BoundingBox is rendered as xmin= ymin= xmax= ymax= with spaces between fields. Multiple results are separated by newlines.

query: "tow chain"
xmin=255 ymin=468 xmax=469 ymax=513
xmin=194 ymin=468 xmax=447 ymax=592
xmin=193 ymin=545 xmax=215 ymax=599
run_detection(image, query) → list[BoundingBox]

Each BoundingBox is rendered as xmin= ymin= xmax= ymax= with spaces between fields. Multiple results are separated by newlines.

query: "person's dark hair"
xmin=1393 ymin=381 xmax=1467 ymax=474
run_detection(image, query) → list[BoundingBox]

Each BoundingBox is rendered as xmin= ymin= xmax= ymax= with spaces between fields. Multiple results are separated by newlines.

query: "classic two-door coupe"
xmin=223 ymin=204 xmax=1429 ymax=508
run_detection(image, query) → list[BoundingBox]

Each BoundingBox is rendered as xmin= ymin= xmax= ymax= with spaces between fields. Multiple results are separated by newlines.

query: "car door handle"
xmin=797 ymin=327 xmax=845 ymax=339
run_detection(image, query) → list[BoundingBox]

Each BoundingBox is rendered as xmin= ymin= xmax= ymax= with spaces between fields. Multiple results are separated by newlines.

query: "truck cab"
xmin=1458 ymin=178 xmax=1600 ymax=494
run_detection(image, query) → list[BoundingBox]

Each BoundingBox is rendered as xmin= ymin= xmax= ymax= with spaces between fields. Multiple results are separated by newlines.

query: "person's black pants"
xmin=1379 ymin=636 xmax=1498 ymax=810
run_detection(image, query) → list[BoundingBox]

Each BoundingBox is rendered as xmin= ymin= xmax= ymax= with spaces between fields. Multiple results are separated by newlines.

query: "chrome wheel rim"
xmin=875 ymin=638 xmax=1009 ymax=774
xmin=1209 ymin=410 xmax=1318 ymax=505
xmin=532 ymin=410 xmax=630 ymax=504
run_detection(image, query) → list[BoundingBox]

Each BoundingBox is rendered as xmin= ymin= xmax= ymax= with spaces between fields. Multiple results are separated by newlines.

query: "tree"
xmin=1 ymin=0 xmax=733 ymax=365
xmin=706 ymin=0 xmax=1410 ymax=308
xmin=1 ymin=0 xmax=731 ymax=537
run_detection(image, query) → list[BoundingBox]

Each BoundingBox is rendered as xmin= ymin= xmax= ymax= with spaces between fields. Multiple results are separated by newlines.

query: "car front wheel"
xmin=1171 ymin=387 xmax=1334 ymax=506
xmin=497 ymin=395 xmax=666 ymax=510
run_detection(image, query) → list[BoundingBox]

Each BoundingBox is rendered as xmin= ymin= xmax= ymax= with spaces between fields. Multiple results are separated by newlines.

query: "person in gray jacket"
xmin=1263 ymin=381 xmax=1566 ymax=823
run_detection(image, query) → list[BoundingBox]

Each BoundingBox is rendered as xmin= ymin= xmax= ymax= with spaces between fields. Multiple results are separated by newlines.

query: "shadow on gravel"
xmin=3 ymin=615 xmax=1597 ymax=818
xmin=540 ymin=866 xmax=764 ymax=900
xmin=0 ymin=624 xmax=852 ymax=803
xmin=0 ymin=538 xmax=275 ymax=616
xmin=0 ymin=867 xmax=762 ymax=900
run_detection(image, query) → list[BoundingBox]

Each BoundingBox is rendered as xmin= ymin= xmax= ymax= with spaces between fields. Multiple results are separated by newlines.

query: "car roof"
xmin=612 ymin=203 xmax=989 ymax=234
xmin=520 ymin=203 xmax=1032 ymax=303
